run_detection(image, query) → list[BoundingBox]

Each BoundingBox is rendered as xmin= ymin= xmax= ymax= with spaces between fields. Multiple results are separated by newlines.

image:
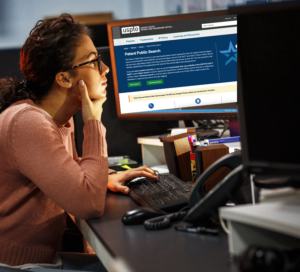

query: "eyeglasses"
xmin=71 ymin=55 xmax=102 ymax=73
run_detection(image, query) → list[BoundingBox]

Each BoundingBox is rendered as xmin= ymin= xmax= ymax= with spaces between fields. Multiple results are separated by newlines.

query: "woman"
xmin=0 ymin=14 xmax=158 ymax=271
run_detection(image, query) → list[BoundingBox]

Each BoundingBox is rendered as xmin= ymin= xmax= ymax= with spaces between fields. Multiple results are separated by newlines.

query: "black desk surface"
xmin=86 ymin=191 xmax=240 ymax=272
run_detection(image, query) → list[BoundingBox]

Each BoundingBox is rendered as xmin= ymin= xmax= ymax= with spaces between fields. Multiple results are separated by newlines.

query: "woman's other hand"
xmin=78 ymin=79 xmax=106 ymax=123
xmin=107 ymin=166 xmax=159 ymax=194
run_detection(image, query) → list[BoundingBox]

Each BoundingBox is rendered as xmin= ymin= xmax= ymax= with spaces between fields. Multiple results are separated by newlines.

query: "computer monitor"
xmin=107 ymin=10 xmax=237 ymax=120
xmin=230 ymin=1 xmax=300 ymax=177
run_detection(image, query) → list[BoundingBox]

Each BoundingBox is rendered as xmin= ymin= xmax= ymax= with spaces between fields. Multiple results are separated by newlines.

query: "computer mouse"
xmin=122 ymin=207 xmax=165 ymax=225
xmin=124 ymin=177 xmax=147 ymax=189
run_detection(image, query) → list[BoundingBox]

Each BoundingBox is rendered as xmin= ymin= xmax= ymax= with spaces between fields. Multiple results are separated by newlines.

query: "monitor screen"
xmin=107 ymin=10 xmax=238 ymax=120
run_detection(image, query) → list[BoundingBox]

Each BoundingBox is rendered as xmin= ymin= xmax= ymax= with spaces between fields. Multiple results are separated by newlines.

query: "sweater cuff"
xmin=108 ymin=169 xmax=117 ymax=174
xmin=82 ymin=120 xmax=107 ymax=158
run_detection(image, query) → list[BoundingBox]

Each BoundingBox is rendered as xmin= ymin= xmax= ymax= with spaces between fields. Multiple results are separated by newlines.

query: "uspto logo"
xmin=121 ymin=26 xmax=140 ymax=34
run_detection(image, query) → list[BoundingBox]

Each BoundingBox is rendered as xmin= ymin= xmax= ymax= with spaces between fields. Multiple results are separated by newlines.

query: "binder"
xmin=195 ymin=144 xmax=230 ymax=192
xmin=162 ymin=133 xmax=197 ymax=182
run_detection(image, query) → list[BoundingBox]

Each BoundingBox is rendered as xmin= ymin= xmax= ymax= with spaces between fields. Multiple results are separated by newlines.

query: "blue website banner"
xmin=114 ymin=34 xmax=237 ymax=94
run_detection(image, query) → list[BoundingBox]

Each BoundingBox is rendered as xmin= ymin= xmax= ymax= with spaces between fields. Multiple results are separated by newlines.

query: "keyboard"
xmin=127 ymin=174 xmax=193 ymax=212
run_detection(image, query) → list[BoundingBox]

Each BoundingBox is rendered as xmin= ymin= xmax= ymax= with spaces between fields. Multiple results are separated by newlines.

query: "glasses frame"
xmin=71 ymin=55 xmax=101 ymax=73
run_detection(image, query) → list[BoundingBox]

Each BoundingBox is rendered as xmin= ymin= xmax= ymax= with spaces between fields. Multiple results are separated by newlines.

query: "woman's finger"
xmin=126 ymin=169 xmax=158 ymax=180
xmin=78 ymin=80 xmax=91 ymax=106
xmin=144 ymin=167 xmax=156 ymax=174
xmin=113 ymin=183 xmax=130 ymax=194
xmin=77 ymin=79 xmax=105 ymax=123
xmin=135 ymin=165 xmax=156 ymax=174
xmin=140 ymin=170 xmax=158 ymax=180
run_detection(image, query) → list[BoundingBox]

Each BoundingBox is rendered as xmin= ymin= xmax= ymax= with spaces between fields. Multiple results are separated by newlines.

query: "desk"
xmin=137 ymin=136 xmax=241 ymax=167
xmin=76 ymin=191 xmax=239 ymax=272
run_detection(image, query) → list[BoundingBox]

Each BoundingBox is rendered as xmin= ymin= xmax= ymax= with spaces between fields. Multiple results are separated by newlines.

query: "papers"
xmin=170 ymin=127 xmax=196 ymax=136
xmin=150 ymin=165 xmax=169 ymax=174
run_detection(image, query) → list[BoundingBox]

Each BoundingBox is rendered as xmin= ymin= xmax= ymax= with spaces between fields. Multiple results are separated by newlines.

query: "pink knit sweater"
xmin=0 ymin=99 xmax=109 ymax=266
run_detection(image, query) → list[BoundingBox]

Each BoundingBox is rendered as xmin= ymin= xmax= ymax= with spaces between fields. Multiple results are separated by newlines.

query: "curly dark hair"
xmin=0 ymin=13 xmax=92 ymax=113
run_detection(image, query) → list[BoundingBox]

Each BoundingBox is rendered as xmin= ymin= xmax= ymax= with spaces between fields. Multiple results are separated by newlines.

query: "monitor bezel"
xmin=107 ymin=10 xmax=238 ymax=120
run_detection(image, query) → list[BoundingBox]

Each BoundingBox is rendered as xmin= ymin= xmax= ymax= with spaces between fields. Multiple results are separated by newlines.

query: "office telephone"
xmin=142 ymin=152 xmax=246 ymax=229
xmin=184 ymin=152 xmax=245 ymax=223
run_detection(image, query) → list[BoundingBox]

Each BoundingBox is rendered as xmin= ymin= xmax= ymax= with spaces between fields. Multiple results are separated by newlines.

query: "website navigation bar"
xmin=113 ymin=26 xmax=237 ymax=46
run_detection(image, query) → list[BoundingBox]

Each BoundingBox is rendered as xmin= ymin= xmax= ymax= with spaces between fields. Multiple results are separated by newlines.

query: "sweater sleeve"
xmin=69 ymin=119 xmax=116 ymax=175
xmin=69 ymin=117 xmax=82 ymax=164
xmin=8 ymin=109 xmax=108 ymax=220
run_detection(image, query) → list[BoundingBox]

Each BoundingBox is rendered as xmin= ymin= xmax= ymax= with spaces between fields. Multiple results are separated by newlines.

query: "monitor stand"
xmin=177 ymin=120 xmax=219 ymax=140
xmin=181 ymin=119 xmax=240 ymax=138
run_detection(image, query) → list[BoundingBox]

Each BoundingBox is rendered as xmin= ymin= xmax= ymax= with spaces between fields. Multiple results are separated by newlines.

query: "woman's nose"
xmin=101 ymin=61 xmax=109 ymax=76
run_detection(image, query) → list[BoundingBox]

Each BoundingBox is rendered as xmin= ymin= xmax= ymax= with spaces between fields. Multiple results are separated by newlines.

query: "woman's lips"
xmin=102 ymin=81 xmax=107 ymax=86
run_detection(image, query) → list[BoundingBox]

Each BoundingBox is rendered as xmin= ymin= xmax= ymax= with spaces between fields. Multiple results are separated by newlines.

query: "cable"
xmin=219 ymin=217 xmax=230 ymax=235
xmin=144 ymin=207 xmax=189 ymax=230
xmin=219 ymin=121 xmax=229 ymax=138
xmin=194 ymin=119 xmax=228 ymax=132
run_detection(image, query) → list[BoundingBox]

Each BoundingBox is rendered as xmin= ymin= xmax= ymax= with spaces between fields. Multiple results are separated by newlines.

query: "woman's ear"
xmin=55 ymin=72 xmax=72 ymax=88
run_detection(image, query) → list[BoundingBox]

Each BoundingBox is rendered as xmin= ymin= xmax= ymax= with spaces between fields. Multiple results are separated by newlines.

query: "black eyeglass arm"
xmin=71 ymin=55 xmax=101 ymax=71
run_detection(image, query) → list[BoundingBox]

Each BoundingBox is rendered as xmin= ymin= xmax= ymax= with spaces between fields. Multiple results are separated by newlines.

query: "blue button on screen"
xmin=195 ymin=98 xmax=201 ymax=104
xmin=149 ymin=103 xmax=154 ymax=109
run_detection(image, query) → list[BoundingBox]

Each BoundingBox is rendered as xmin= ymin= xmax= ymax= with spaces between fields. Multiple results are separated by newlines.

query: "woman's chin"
xmin=100 ymin=90 xmax=107 ymax=98
xmin=89 ymin=91 xmax=107 ymax=100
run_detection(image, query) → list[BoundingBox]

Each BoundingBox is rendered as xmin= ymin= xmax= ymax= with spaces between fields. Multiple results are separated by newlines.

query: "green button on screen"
xmin=147 ymin=79 xmax=164 ymax=86
xmin=128 ymin=81 xmax=141 ymax=87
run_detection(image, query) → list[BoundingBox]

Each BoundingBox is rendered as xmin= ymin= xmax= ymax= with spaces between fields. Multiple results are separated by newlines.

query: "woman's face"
xmin=71 ymin=34 xmax=109 ymax=100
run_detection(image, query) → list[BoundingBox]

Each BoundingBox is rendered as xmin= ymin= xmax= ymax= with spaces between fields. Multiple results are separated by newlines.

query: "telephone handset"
xmin=184 ymin=152 xmax=245 ymax=223
xmin=189 ymin=152 xmax=243 ymax=207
